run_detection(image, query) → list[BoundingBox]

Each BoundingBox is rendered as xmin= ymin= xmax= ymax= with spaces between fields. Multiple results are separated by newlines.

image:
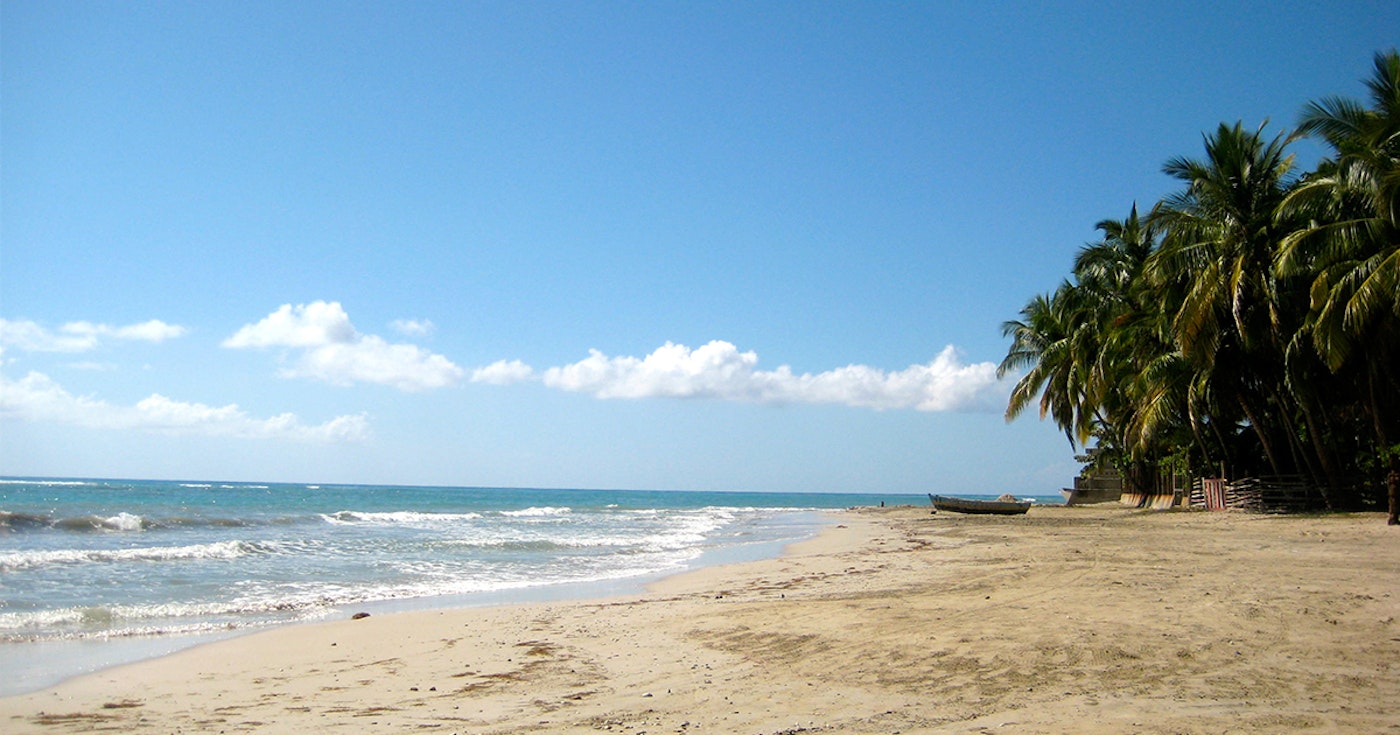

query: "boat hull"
xmin=928 ymin=494 xmax=1032 ymax=515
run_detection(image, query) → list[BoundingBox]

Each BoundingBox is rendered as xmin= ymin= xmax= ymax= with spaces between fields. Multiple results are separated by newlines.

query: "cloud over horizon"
xmin=224 ymin=302 xmax=464 ymax=392
xmin=0 ymin=370 xmax=369 ymax=442
xmin=474 ymin=340 xmax=1005 ymax=412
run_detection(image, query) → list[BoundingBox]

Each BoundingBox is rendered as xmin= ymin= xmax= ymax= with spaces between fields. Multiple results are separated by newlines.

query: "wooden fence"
xmin=1189 ymin=476 xmax=1320 ymax=513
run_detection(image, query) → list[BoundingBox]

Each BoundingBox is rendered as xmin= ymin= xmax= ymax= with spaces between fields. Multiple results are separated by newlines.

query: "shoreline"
xmin=3 ymin=505 xmax=1397 ymax=733
xmin=0 ymin=508 xmax=838 ymax=698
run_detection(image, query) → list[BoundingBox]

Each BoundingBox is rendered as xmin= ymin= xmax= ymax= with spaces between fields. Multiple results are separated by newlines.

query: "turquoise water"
xmin=0 ymin=477 xmax=949 ymax=694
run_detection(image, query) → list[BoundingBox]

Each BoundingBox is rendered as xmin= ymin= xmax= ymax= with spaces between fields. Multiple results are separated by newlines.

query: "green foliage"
xmin=1003 ymin=51 xmax=1400 ymax=511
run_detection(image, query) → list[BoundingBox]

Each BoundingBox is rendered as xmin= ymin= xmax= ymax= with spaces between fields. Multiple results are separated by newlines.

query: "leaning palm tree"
xmin=999 ymin=282 xmax=1101 ymax=448
xmin=1278 ymin=49 xmax=1400 ymax=522
xmin=1002 ymin=209 xmax=1176 ymax=494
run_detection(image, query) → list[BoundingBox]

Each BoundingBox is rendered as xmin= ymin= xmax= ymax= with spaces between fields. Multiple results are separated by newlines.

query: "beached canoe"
xmin=928 ymin=494 xmax=1032 ymax=515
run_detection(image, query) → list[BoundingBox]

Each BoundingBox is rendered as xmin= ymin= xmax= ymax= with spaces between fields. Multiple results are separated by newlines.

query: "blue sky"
xmin=2 ymin=1 xmax=1396 ymax=493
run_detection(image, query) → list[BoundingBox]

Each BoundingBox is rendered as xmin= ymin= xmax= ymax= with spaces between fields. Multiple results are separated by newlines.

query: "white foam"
xmin=0 ymin=479 xmax=94 ymax=486
xmin=103 ymin=512 xmax=146 ymax=532
xmin=0 ymin=540 xmax=262 ymax=571
xmin=321 ymin=510 xmax=484 ymax=526
xmin=499 ymin=506 xmax=571 ymax=518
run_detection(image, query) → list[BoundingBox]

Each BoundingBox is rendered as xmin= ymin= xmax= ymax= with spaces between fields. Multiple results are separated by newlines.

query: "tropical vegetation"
xmin=1000 ymin=51 xmax=1400 ymax=522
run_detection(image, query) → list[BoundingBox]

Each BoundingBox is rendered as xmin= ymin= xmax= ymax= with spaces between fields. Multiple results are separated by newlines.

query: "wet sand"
xmin=2 ymin=505 xmax=1397 ymax=734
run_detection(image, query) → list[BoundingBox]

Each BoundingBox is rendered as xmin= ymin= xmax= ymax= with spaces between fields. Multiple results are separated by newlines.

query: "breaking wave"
xmin=0 ymin=540 xmax=273 ymax=572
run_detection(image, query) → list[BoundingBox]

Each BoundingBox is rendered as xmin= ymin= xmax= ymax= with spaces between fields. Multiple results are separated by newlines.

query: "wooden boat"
xmin=928 ymin=494 xmax=1032 ymax=515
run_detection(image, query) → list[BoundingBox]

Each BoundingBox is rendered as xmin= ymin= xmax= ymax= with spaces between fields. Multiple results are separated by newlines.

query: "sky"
xmin=2 ymin=1 xmax=1396 ymax=494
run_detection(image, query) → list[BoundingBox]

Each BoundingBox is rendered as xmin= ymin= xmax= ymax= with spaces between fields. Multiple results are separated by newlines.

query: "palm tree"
xmin=1002 ymin=208 xmax=1180 ymax=494
xmin=1279 ymin=50 xmax=1400 ymax=370
xmin=1148 ymin=121 xmax=1301 ymax=478
xmin=1278 ymin=49 xmax=1400 ymax=522
xmin=1002 ymin=52 xmax=1398 ymax=518
xmin=1074 ymin=204 xmax=1157 ymax=303
xmin=999 ymin=282 xmax=1100 ymax=447
xmin=1073 ymin=207 xmax=1177 ymax=492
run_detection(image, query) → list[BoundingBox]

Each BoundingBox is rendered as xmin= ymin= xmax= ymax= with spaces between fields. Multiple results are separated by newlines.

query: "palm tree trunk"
xmin=1187 ymin=409 xmax=1213 ymax=472
xmin=1387 ymin=461 xmax=1398 ymax=526
xmin=1267 ymin=383 xmax=1328 ymax=501
xmin=1238 ymin=394 xmax=1284 ymax=476
xmin=1207 ymin=417 xmax=1233 ymax=478
xmin=1365 ymin=357 xmax=1400 ymax=525
xmin=1298 ymin=399 xmax=1342 ymax=510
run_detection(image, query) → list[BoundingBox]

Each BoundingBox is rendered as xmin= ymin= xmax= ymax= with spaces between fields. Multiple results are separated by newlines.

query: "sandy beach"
xmin=2 ymin=504 xmax=1397 ymax=734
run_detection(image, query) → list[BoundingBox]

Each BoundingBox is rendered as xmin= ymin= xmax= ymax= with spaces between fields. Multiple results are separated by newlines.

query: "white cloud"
xmin=0 ymin=318 xmax=187 ymax=353
xmin=0 ymin=319 xmax=93 ymax=352
xmin=223 ymin=302 xmax=357 ymax=348
xmin=110 ymin=320 xmax=189 ymax=342
xmin=283 ymin=335 xmax=464 ymax=391
xmin=754 ymin=346 xmax=1006 ymax=411
xmin=543 ymin=341 xmax=762 ymax=399
xmin=471 ymin=359 xmax=536 ymax=385
xmin=391 ymin=318 xmax=435 ymax=337
xmin=496 ymin=340 xmax=1005 ymax=412
xmin=66 ymin=361 xmax=118 ymax=372
xmin=224 ymin=302 xmax=464 ymax=392
xmin=0 ymin=370 xmax=369 ymax=442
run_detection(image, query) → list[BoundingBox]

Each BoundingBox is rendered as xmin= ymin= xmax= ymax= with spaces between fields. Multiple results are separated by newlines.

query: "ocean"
xmin=1 ymin=477 xmax=964 ymax=695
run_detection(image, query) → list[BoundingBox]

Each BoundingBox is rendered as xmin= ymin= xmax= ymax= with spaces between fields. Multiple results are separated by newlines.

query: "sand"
xmin=2 ymin=505 xmax=1397 ymax=734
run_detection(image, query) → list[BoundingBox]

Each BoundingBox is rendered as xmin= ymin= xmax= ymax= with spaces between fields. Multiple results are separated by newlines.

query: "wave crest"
xmin=0 ymin=540 xmax=267 ymax=572
xmin=321 ymin=510 xmax=484 ymax=526
xmin=499 ymin=506 xmax=571 ymax=518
